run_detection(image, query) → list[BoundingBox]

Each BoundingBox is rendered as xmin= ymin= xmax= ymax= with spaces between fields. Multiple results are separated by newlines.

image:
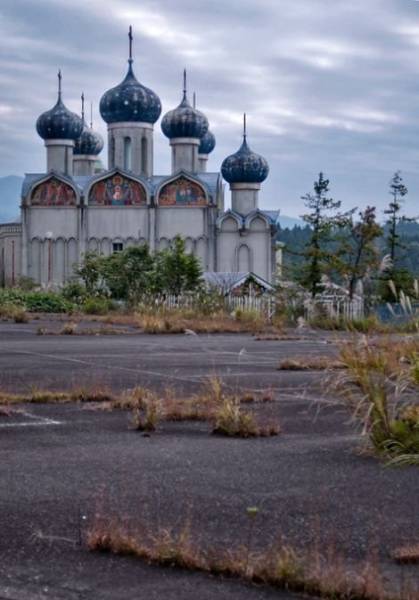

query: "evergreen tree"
xmin=102 ymin=245 xmax=155 ymax=302
xmin=154 ymin=235 xmax=202 ymax=295
xmin=381 ymin=171 xmax=416 ymax=300
xmin=299 ymin=173 xmax=346 ymax=298
xmin=384 ymin=171 xmax=408 ymax=264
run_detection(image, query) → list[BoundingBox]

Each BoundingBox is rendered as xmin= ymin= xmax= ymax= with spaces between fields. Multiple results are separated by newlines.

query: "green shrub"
xmin=62 ymin=280 xmax=88 ymax=304
xmin=82 ymin=297 xmax=112 ymax=315
xmin=24 ymin=292 xmax=73 ymax=313
xmin=0 ymin=289 xmax=73 ymax=314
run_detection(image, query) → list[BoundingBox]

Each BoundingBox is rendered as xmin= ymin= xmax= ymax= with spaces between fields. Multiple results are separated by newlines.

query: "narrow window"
xmin=110 ymin=137 xmax=115 ymax=168
xmin=141 ymin=137 xmax=148 ymax=175
xmin=113 ymin=242 xmax=124 ymax=254
xmin=123 ymin=137 xmax=132 ymax=171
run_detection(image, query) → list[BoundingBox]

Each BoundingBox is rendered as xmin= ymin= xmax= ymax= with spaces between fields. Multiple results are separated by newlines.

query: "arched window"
xmin=237 ymin=244 xmax=251 ymax=272
xmin=123 ymin=137 xmax=132 ymax=171
xmin=141 ymin=137 xmax=148 ymax=175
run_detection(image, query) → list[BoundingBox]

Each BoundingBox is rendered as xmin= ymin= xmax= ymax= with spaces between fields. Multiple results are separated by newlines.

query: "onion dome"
xmin=100 ymin=27 xmax=161 ymax=125
xmin=74 ymin=94 xmax=104 ymax=156
xmin=199 ymin=129 xmax=216 ymax=155
xmin=36 ymin=71 xmax=83 ymax=141
xmin=221 ymin=114 xmax=269 ymax=184
xmin=161 ymin=70 xmax=209 ymax=140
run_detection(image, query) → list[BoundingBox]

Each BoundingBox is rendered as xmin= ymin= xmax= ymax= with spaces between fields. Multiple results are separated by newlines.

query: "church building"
xmin=0 ymin=29 xmax=279 ymax=288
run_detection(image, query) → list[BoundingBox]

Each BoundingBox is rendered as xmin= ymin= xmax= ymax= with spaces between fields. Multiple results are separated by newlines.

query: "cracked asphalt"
xmin=0 ymin=322 xmax=417 ymax=599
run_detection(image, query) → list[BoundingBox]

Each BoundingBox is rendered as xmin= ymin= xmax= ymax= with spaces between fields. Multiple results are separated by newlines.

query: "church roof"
xmin=261 ymin=210 xmax=280 ymax=225
xmin=203 ymin=271 xmax=274 ymax=294
xmin=36 ymin=72 xmax=83 ymax=142
xmin=161 ymin=71 xmax=208 ymax=140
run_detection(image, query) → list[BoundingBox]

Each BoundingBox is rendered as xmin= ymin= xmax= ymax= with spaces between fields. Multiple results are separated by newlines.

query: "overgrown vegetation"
xmin=124 ymin=378 xmax=279 ymax=438
xmin=87 ymin=513 xmax=417 ymax=600
xmin=0 ymin=379 xmax=279 ymax=439
xmin=0 ymin=288 xmax=73 ymax=313
xmin=334 ymin=337 xmax=419 ymax=466
xmin=74 ymin=235 xmax=202 ymax=304
xmin=281 ymin=170 xmax=419 ymax=309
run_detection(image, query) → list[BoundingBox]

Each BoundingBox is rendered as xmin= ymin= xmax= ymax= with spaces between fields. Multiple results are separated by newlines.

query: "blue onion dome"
xmin=199 ymin=129 xmax=216 ymax=155
xmin=100 ymin=28 xmax=161 ymax=125
xmin=36 ymin=71 xmax=83 ymax=141
xmin=74 ymin=95 xmax=104 ymax=156
xmin=74 ymin=125 xmax=104 ymax=156
xmin=221 ymin=115 xmax=269 ymax=184
xmin=161 ymin=71 xmax=209 ymax=140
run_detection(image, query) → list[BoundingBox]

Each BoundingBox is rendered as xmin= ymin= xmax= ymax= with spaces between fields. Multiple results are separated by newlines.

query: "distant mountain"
xmin=0 ymin=175 xmax=22 ymax=222
xmin=278 ymin=215 xmax=304 ymax=229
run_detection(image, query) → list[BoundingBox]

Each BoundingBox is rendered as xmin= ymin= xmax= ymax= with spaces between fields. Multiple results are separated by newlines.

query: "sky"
xmin=1 ymin=0 xmax=419 ymax=219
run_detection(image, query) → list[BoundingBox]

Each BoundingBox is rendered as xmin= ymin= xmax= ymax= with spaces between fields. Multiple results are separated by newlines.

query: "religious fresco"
xmin=31 ymin=178 xmax=77 ymax=206
xmin=159 ymin=177 xmax=207 ymax=207
xmin=89 ymin=174 xmax=147 ymax=206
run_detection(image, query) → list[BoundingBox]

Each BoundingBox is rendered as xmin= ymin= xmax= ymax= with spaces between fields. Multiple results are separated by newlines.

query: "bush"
xmin=62 ymin=280 xmax=88 ymax=304
xmin=0 ymin=289 xmax=72 ymax=314
xmin=82 ymin=297 xmax=112 ymax=315
xmin=24 ymin=292 xmax=73 ymax=313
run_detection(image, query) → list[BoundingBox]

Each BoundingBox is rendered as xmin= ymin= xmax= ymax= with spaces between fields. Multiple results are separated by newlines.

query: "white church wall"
xmin=28 ymin=237 xmax=79 ymax=286
xmin=0 ymin=225 xmax=21 ymax=286
xmin=156 ymin=208 xmax=206 ymax=240
xmin=28 ymin=208 xmax=78 ymax=240
xmin=217 ymin=226 xmax=240 ymax=272
xmin=28 ymin=238 xmax=41 ymax=282
xmin=86 ymin=208 xmax=148 ymax=242
xmin=67 ymin=238 xmax=78 ymax=279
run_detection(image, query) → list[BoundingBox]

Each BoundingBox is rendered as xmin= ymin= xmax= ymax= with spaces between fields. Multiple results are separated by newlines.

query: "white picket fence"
xmin=304 ymin=295 xmax=364 ymax=321
xmin=226 ymin=294 xmax=275 ymax=317
xmin=149 ymin=293 xmax=275 ymax=317
xmin=146 ymin=292 xmax=364 ymax=322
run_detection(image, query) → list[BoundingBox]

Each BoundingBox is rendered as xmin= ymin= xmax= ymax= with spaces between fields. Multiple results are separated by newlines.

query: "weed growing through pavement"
xmin=278 ymin=356 xmax=345 ymax=371
xmin=0 ymin=378 xmax=280 ymax=440
xmin=60 ymin=322 xmax=78 ymax=335
xmin=134 ymin=307 xmax=271 ymax=335
xmin=86 ymin=512 xmax=418 ymax=600
xmin=331 ymin=337 xmax=419 ymax=466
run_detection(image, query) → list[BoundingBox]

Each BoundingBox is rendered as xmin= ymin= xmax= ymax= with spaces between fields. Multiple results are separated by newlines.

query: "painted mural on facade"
xmin=89 ymin=174 xmax=146 ymax=206
xmin=31 ymin=178 xmax=77 ymax=206
xmin=159 ymin=177 xmax=207 ymax=206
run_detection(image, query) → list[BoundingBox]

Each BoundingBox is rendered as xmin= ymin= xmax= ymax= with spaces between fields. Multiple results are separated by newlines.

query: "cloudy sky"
xmin=1 ymin=0 xmax=419 ymax=218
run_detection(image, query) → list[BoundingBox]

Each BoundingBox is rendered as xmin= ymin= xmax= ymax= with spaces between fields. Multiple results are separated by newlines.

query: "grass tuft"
xmin=278 ymin=357 xmax=344 ymax=371
xmin=392 ymin=544 xmax=419 ymax=564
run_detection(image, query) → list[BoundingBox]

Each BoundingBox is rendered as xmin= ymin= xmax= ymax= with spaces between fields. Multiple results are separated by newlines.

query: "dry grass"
xmin=392 ymin=544 xmax=419 ymax=565
xmin=0 ymin=385 xmax=117 ymax=406
xmin=134 ymin=308 xmax=269 ymax=335
xmin=331 ymin=337 xmax=419 ymax=465
xmin=212 ymin=396 xmax=279 ymax=438
xmin=60 ymin=321 xmax=78 ymax=335
xmin=86 ymin=516 xmax=415 ymax=600
xmin=0 ymin=378 xmax=280 ymax=439
xmin=278 ymin=356 xmax=345 ymax=371
xmin=0 ymin=304 xmax=29 ymax=323
xmin=36 ymin=325 xmax=130 ymax=336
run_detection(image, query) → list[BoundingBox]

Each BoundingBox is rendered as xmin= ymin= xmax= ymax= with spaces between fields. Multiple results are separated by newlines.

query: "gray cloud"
xmin=1 ymin=0 xmax=419 ymax=218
